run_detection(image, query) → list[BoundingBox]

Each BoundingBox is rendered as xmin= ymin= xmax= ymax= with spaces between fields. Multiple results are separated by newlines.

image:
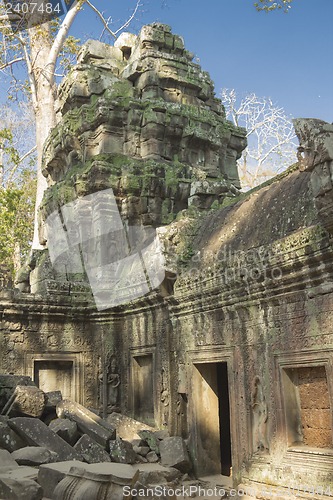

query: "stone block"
xmin=0 ymin=476 xmax=43 ymax=500
xmin=37 ymin=460 xmax=86 ymax=498
xmin=131 ymin=439 xmax=145 ymax=447
xmin=302 ymin=427 xmax=332 ymax=448
xmin=164 ymin=33 xmax=174 ymax=50
xmin=1 ymin=466 xmax=38 ymax=481
xmin=301 ymin=408 xmax=332 ymax=430
xmin=153 ymin=430 xmax=170 ymax=440
xmin=114 ymin=32 xmax=137 ymax=51
xmin=137 ymin=463 xmax=181 ymax=485
xmin=87 ymin=461 xmax=140 ymax=477
xmin=0 ymin=375 xmax=35 ymax=413
xmin=56 ymin=399 xmax=116 ymax=449
xmin=49 ymin=418 xmax=79 ymax=445
xmin=0 ymin=420 xmax=26 ymax=452
xmin=133 ymin=445 xmax=150 ymax=456
xmin=132 ymin=480 xmax=176 ymax=499
xmin=77 ymin=39 xmax=122 ymax=64
xmin=146 ymin=451 xmax=159 ymax=463
xmin=0 ymin=449 xmax=18 ymax=470
xmin=142 ymin=122 xmax=166 ymax=140
xmin=8 ymin=417 xmax=82 ymax=461
xmin=173 ymin=35 xmax=185 ymax=52
xmin=3 ymin=385 xmax=46 ymax=418
xmin=0 ymin=374 xmax=33 ymax=387
xmin=140 ymin=138 xmax=165 ymax=158
xmin=109 ymin=438 xmax=138 ymax=464
xmin=74 ymin=434 xmax=111 ymax=464
xmin=299 ymin=379 xmax=330 ymax=409
xmin=11 ymin=446 xmax=58 ymax=466
xmin=138 ymin=430 xmax=160 ymax=454
xmin=159 ymin=437 xmax=191 ymax=472
xmin=44 ymin=391 xmax=63 ymax=411
xmin=53 ymin=463 xmax=140 ymax=500
xmin=140 ymin=25 xmax=166 ymax=45
xmin=106 ymin=412 xmax=155 ymax=441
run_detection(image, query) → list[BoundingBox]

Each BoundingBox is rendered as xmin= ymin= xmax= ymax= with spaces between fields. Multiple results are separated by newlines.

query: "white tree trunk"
xmin=28 ymin=22 xmax=57 ymax=249
xmin=28 ymin=3 xmax=81 ymax=248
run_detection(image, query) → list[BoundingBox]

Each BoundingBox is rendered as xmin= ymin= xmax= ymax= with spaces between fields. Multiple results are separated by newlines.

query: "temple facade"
xmin=1 ymin=23 xmax=333 ymax=496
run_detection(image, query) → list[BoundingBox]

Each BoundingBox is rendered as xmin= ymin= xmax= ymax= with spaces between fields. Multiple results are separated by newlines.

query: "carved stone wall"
xmin=0 ymin=292 xmax=104 ymax=409
xmin=1 ymin=25 xmax=333 ymax=496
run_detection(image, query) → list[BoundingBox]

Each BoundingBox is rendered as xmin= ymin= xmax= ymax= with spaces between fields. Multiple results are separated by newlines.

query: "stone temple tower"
xmin=23 ymin=23 xmax=247 ymax=297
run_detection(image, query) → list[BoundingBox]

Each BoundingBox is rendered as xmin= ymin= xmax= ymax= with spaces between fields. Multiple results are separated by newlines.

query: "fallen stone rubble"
xmin=0 ymin=374 xmax=194 ymax=499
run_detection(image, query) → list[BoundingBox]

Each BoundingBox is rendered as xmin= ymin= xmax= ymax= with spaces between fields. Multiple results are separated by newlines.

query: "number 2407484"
xmin=5 ymin=2 xmax=62 ymax=15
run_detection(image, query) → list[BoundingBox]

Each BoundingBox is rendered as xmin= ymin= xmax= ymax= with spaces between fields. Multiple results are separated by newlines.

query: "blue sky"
xmin=71 ymin=0 xmax=333 ymax=122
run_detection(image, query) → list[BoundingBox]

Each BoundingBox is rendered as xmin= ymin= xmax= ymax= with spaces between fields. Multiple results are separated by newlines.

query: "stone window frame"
xmin=129 ymin=345 xmax=157 ymax=425
xmin=187 ymin=346 xmax=242 ymax=481
xmin=24 ymin=352 xmax=84 ymax=404
xmin=274 ymin=349 xmax=333 ymax=457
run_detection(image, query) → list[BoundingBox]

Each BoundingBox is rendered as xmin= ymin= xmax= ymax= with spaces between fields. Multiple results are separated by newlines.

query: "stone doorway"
xmin=34 ymin=360 xmax=74 ymax=400
xmin=26 ymin=353 xmax=84 ymax=405
xmin=132 ymin=354 xmax=154 ymax=425
xmin=192 ymin=361 xmax=232 ymax=476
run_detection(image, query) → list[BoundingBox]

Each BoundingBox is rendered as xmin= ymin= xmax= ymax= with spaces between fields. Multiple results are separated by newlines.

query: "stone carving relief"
xmin=98 ymin=353 xmax=120 ymax=414
xmin=160 ymin=367 xmax=170 ymax=426
xmin=251 ymin=376 xmax=269 ymax=454
xmin=176 ymin=394 xmax=188 ymax=439
xmin=106 ymin=354 xmax=121 ymax=413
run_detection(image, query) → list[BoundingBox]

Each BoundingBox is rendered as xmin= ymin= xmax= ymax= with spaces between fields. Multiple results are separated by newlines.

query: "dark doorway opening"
xmin=193 ymin=361 xmax=232 ymax=476
xmin=132 ymin=354 xmax=154 ymax=425
xmin=217 ymin=362 xmax=232 ymax=476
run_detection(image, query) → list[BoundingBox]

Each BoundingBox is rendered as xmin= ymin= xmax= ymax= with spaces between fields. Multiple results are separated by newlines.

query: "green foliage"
xmin=0 ymin=128 xmax=20 ymax=168
xmin=0 ymin=115 xmax=36 ymax=280
xmin=254 ymin=0 xmax=293 ymax=12
xmin=0 ymin=170 xmax=36 ymax=278
xmin=58 ymin=35 xmax=82 ymax=74
xmin=0 ymin=106 xmax=36 ymax=186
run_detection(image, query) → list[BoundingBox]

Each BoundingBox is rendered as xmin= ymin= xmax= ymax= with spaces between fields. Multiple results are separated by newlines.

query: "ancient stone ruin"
xmin=1 ymin=23 xmax=333 ymax=499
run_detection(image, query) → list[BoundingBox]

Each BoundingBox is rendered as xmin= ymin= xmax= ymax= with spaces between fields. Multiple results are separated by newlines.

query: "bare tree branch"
xmin=85 ymin=0 xmax=117 ymax=38
xmin=19 ymin=144 xmax=37 ymax=164
xmin=7 ymin=145 xmax=37 ymax=184
xmin=114 ymin=0 xmax=141 ymax=35
xmin=0 ymin=57 xmax=24 ymax=71
xmin=14 ymin=32 xmax=37 ymax=109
